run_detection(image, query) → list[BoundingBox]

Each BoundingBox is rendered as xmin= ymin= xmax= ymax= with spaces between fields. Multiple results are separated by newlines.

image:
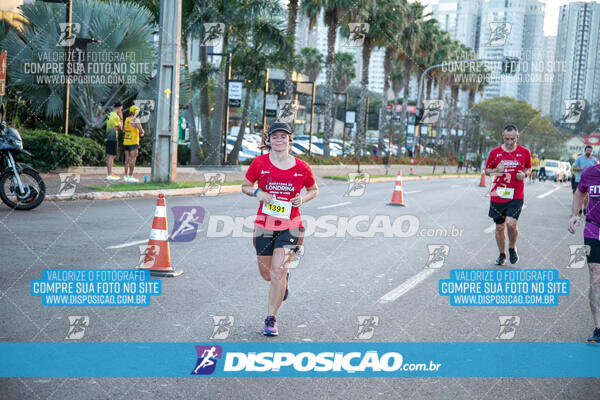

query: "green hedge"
xmin=15 ymin=129 xmax=105 ymax=171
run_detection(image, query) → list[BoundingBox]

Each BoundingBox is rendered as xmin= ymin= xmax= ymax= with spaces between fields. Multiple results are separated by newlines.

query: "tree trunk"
xmin=333 ymin=93 xmax=339 ymax=143
xmin=400 ymin=58 xmax=412 ymax=150
xmin=187 ymin=105 xmax=200 ymax=164
xmin=284 ymin=0 xmax=299 ymax=100
xmin=228 ymin=86 xmax=252 ymax=165
xmin=356 ymin=36 xmax=372 ymax=165
xmin=379 ymin=46 xmax=392 ymax=156
xmin=323 ymin=10 xmax=338 ymax=157
xmin=181 ymin=35 xmax=200 ymax=165
xmin=387 ymin=94 xmax=398 ymax=165
xmin=468 ymin=89 xmax=475 ymax=109
xmin=451 ymin=85 xmax=459 ymax=105
xmin=426 ymin=77 xmax=433 ymax=100
xmin=208 ymin=35 xmax=228 ymax=165
xmin=199 ymin=46 xmax=210 ymax=165
xmin=438 ymin=78 xmax=444 ymax=100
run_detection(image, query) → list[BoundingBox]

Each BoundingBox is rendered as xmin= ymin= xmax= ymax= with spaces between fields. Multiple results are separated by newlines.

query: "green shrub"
xmin=15 ymin=129 xmax=104 ymax=171
xmin=177 ymin=144 xmax=190 ymax=165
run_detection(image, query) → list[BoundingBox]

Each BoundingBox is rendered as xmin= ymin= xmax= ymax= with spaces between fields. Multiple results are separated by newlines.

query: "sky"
xmin=421 ymin=0 xmax=598 ymax=36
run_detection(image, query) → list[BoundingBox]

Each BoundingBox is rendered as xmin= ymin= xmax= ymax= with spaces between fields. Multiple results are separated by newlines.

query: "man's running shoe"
xmin=106 ymin=174 xmax=120 ymax=181
xmin=129 ymin=176 xmax=139 ymax=183
xmin=586 ymin=328 xmax=600 ymax=343
xmin=283 ymin=272 xmax=289 ymax=301
xmin=495 ymin=253 xmax=507 ymax=266
xmin=509 ymin=248 xmax=519 ymax=264
xmin=263 ymin=316 xmax=278 ymax=336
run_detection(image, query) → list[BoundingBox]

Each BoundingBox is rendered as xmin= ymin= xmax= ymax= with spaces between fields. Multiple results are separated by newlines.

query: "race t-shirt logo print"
xmin=191 ymin=345 xmax=222 ymax=375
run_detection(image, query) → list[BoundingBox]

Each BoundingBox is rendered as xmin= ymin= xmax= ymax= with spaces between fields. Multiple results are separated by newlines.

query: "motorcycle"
xmin=0 ymin=108 xmax=45 ymax=210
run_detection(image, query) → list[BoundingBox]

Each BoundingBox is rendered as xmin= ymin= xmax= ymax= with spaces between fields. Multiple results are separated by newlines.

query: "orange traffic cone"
xmin=389 ymin=170 xmax=406 ymax=206
xmin=478 ymin=172 xmax=486 ymax=187
xmin=409 ymin=157 xmax=414 ymax=175
xmin=140 ymin=193 xmax=183 ymax=277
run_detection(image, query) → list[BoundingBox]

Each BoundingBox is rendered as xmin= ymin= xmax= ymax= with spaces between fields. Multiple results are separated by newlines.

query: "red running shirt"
xmin=245 ymin=154 xmax=316 ymax=231
xmin=485 ymin=145 xmax=531 ymax=203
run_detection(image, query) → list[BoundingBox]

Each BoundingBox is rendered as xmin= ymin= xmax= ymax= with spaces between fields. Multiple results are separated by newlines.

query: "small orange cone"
xmin=389 ymin=170 xmax=406 ymax=206
xmin=140 ymin=193 xmax=183 ymax=277
xmin=478 ymin=172 xmax=486 ymax=187
xmin=409 ymin=157 xmax=414 ymax=175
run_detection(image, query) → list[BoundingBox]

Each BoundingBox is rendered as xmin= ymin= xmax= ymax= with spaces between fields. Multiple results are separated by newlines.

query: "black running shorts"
xmin=106 ymin=140 xmax=118 ymax=156
xmin=585 ymin=237 xmax=600 ymax=264
xmin=253 ymin=227 xmax=303 ymax=256
xmin=488 ymin=199 xmax=524 ymax=224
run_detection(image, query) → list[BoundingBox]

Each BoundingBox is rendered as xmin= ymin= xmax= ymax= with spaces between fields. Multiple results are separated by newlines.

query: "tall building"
xmin=294 ymin=11 xmax=387 ymax=94
xmin=551 ymin=1 xmax=600 ymax=123
xmin=537 ymin=35 xmax=556 ymax=116
xmin=432 ymin=0 xmax=482 ymax=52
xmin=431 ymin=0 xmax=482 ymax=111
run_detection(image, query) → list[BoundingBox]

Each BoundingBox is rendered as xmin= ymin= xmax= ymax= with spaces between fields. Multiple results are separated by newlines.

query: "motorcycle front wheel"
xmin=0 ymin=167 xmax=46 ymax=210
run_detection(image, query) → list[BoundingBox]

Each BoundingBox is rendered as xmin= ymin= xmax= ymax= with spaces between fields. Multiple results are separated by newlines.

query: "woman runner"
xmin=241 ymin=122 xmax=318 ymax=336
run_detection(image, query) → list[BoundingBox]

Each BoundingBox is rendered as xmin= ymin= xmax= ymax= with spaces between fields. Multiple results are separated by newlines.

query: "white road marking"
xmin=377 ymin=269 xmax=437 ymax=304
xmin=537 ymin=186 xmax=561 ymax=199
xmin=404 ymin=190 xmax=422 ymax=194
xmin=106 ymin=239 xmax=148 ymax=249
xmin=318 ymin=202 xmax=352 ymax=209
xmin=484 ymin=205 xmax=527 ymax=233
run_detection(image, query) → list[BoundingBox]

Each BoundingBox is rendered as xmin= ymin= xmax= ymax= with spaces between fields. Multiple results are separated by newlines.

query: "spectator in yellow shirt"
xmin=122 ymin=105 xmax=144 ymax=182
xmin=105 ymin=102 xmax=123 ymax=181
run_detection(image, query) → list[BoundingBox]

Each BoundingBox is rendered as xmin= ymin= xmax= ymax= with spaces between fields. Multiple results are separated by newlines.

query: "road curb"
xmin=45 ymin=174 xmax=478 ymax=201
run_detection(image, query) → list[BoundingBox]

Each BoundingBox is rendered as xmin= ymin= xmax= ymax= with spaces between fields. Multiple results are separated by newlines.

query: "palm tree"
xmin=3 ymin=0 xmax=155 ymax=139
xmin=332 ymin=51 xmax=356 ymax=138
xmin=379 ymin=2 xmax=407 ymax=155
xmin=228 ymin=12 xmax=290 ymax=165
xmin=192 ymin=0 xmax=281 ymax=165
xmin=283 ymin=0 xmax=300 ymax=99
xmin=299 ymin=47 xmax=324 ymax=83
xmin=302 ymin=0 xmax=356 ymax=156
xmin=342 ymin=0 xmax=400 ymax=156
xmin=389 ymin=60 xmax=404 ymax=152
xmin=395 ymin=1 xmax=427 ymax=147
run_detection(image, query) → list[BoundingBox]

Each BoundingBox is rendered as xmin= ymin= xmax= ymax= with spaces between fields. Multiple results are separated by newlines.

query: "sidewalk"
xmin=42 ymin=163 xmax=478 ymax=201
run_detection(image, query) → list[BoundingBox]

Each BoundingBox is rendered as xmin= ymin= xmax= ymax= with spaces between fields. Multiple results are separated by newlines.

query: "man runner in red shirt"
xmin=242 ymin=122 xmax=319 ymax=336
xmin=485 ymin=125 xmax=531 ymax=265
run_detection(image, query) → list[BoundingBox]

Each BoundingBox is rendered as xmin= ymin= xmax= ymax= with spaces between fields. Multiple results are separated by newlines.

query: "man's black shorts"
xmin=489 ymin=199 xmax=524 ymax=224
xmin=106 ymin=140 xmax=118 ymax=156
xmin=253 ymin=227 xmax=302 ymax=256
xmin=571 ymin=176 xmax=578 ymax=193
xmin=584 ymin=237 xmax=600 ymax=264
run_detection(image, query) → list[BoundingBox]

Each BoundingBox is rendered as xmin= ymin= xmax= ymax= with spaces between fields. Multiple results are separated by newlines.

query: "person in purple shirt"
xmin=569 ymin=160 xmax=600 ymax=342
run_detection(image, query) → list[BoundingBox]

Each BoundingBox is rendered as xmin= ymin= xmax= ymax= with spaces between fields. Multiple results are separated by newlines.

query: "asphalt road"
xmin=1 ymin=176 xmax=599 ymax=399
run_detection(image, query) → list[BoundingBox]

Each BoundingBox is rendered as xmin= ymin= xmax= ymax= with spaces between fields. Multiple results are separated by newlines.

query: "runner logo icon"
xmin=170 ymin=206 xmax=205 ymax=242
xmin=424 ymin=244 xmax=449 ymax=269
xmin=567 ymin=245 xmax=590 ymax=269
xmin=496 ymin=316 xmax=520 ymax=340
xmin=192 ymin=345 xmax=222 ymax=375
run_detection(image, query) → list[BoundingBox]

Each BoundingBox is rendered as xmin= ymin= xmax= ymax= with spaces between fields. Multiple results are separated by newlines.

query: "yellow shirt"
xmin=540 ymin=160 xmax=546 ymax=167
xmin=531 ymin=157 xmax=540 ymax=168
xmin=123 ymin=116 xmax=140 ymax=145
